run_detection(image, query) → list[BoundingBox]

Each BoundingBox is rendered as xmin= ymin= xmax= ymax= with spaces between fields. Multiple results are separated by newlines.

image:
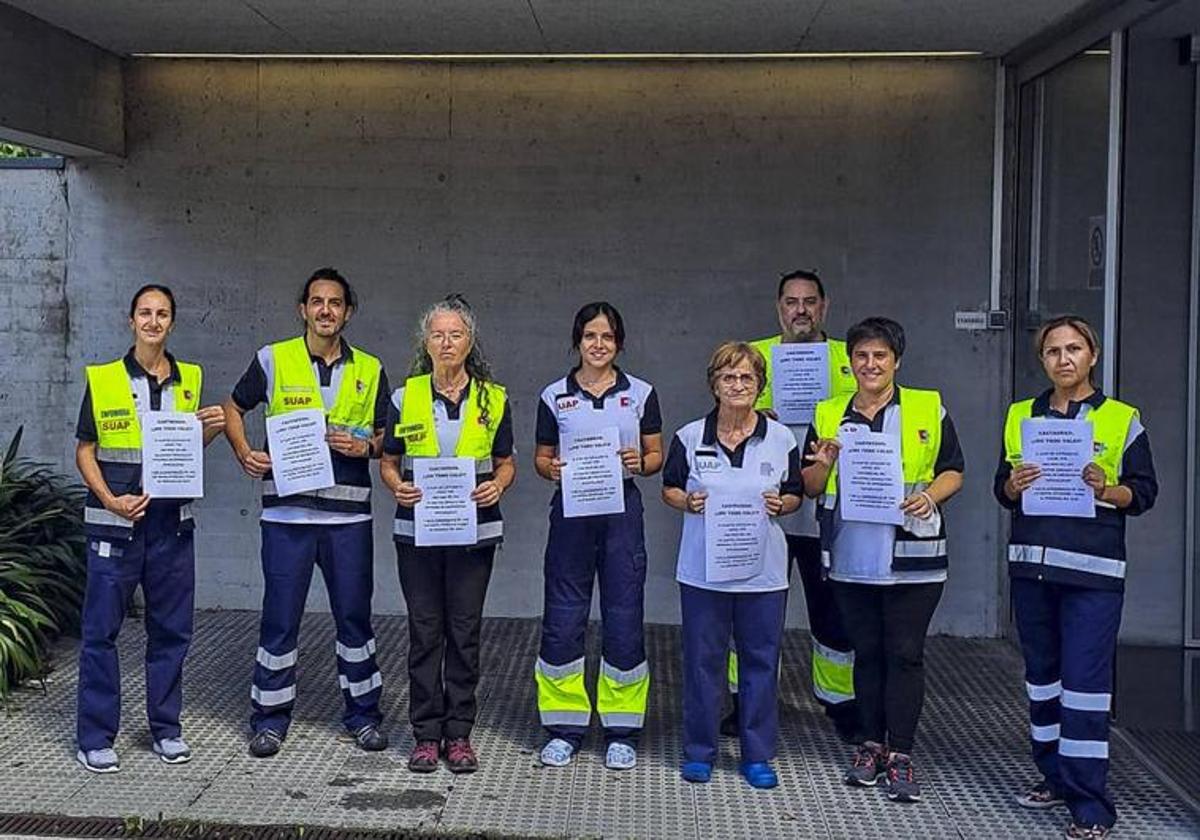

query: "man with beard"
xmin=223 ymin=267 xmax=390 ymax=758
xmin=724 ymin=269 xmax=860 ymax=741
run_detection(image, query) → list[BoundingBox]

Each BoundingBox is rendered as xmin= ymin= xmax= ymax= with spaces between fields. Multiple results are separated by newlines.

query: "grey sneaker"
xmin=152 ymin=737 xmax=192 ymax=764
xmin=77 ymin=747 xmax=120 ymax=774
xmin=884 ymin=752 xmax=922 ymax=802
xmin=844 ymin=741 xmax=886 ymax=786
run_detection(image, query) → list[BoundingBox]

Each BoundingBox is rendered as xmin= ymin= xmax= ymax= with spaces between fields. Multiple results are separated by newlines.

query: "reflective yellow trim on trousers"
xmin=727 ymin=650 xmax=739 ymax=693
xmin=535 ymin=657 xmax=592 ymax=726
xmin=597 ymin=659 xmax=649 ymax=729
xmin=811 ymin=638 xmax=854 ymax=705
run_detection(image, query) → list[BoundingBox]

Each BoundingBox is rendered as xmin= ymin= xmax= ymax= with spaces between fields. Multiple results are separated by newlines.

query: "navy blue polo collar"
xmin=302 ymin=335 xmax=354 ymax=365
xmin=701 ymin=408 xmax=768 ymax=447
xmin=566 ymin=366 xmax=632 ymax=404
xmin=122 ymin=348 xmax=181 ymax=385
xmin=1031 ymin=387 xmax=1106 ymax=418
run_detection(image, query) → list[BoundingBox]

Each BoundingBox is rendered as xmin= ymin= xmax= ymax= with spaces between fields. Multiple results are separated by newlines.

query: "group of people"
xmin=72 ymin=266 xmax=1156 ymax=840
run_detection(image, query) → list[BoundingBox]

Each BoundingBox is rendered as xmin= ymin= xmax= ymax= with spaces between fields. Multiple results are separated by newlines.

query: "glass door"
xmin=1013 ymin=37 xmax=1121 ymax=397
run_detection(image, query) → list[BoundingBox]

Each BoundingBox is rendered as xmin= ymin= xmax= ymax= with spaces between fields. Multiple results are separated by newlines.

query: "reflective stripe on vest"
xmin=749 ymin=335 xmax=856 ymax=412
xmin=1008 ymin=544 xmax=1126 ymax=580
xmin=392 ymin=518 xmax=504 ymax=541
xmin=396 ymin=375 xmax=507 ymax=459
xmin=265 ymin=336 xmax=381 ymax=436
xmin=1003 ymin=397 xmax=1136 ymax=486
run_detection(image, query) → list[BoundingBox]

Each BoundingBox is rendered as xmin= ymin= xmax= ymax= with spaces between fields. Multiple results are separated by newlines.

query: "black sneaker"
xmin=353 ymin=724 xmax=388 ymax=752
xmin=843 ymin=741 xmax=886 ymax=786
xmin=248 ymin=729 xmax=283 ymax=758
xmin=720 ymin=696 xmax=740 ymax=738
xmin=884 ymin=752 xmax=922 ymax=802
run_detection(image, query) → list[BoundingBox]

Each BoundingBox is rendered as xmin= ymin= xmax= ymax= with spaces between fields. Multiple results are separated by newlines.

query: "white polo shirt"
xmin=663 ymin=410 xmax=803 ymax=593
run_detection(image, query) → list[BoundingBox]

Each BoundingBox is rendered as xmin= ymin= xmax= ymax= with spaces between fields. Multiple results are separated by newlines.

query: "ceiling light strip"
xmin=130 ymin=50 xmax=983 ymax=61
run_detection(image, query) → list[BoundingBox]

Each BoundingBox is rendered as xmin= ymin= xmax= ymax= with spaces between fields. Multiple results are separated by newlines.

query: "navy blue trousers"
xmin=1012 ymin=577 xmax=1122 ymax=828
xmin=250 ymin=520 xmax=382 ymax=736
xmin=77 ymin=504 xmax=194 ymax=751
xmin=680 ymin=583 xmax=786 ymax=764
xmin=539 ymin=484 xmax=648 ymax=747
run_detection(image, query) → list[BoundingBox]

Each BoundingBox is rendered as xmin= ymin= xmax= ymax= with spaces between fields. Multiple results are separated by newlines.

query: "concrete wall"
xmin=49 ymin=57 xmax=1003 ymax=633
xmin=1117 ymin=1 xmax=1199 ymax=644
xmin=0 ymin=2 xmax=123 ymax=156
xmin=0 ymin=167 xmax=72 ymax=463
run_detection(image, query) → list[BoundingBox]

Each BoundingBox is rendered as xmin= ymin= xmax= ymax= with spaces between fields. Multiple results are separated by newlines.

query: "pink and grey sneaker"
xmin=443 ymin=738 xmax=479 ymax=774
xmin=408 ymin=740 xmax=440 ymax=773
xmin=844 ymin=741 xmax=887 ymax=787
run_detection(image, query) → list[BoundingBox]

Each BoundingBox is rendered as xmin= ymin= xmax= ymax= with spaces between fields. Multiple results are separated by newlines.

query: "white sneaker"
xmin=605 ymin=742 xmax=636 ymax=770
xmin=77 ymin=747 xmax=120 ymax=773
xmin=153 ymin=737 xmax=192 ymax=764
xmin=540 ymin=738 xmax=575 ymax=767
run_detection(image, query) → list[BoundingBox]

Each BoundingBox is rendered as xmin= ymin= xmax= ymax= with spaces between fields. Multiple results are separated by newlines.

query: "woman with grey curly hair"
xmin=380 ymin=294 xmax=515 ymax=774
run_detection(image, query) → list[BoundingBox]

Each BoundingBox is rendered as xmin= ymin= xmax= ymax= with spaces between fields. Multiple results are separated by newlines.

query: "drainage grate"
xmin=0 ymin=813 xmax=533 ymax=840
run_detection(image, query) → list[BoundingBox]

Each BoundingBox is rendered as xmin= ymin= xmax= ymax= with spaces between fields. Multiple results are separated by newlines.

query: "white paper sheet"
xmin=771 ymin=342 xmax=830 ymax=425
xmin=560 ymin=426 xmax=626 ymax=518
xmin=704 ymin=492 xmax=767 ymax=582
xmin=413 ymin=457 xmax=479 ymax=546
xmin=265 ymin=409 xmax=335 ymax=497
xmin=141 ymin=411 xmax=203 ymax=498
xmin=837 ymin=428 xmax=905 ymax=525
xmin=1019 ymin=417 xmax=1096 ymax=518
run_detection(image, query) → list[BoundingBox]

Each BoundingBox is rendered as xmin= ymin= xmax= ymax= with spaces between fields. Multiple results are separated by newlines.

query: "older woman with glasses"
xmin=662 ymin=341 xmax=803 ymax=789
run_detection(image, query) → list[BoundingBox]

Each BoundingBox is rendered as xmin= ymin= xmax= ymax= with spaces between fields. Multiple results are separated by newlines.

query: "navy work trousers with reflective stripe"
xmin=77 ymin=503 xmax=195 ymax=751
xmin=1012 ymin=577 xmax=1123 ymax=829
xmin=681 ymin=583 xmax=786 ymax=764
xmin=539 ymin=484 xmax=648 ymax=747
xmin=251 ymin=520 xmax=381 ymax=736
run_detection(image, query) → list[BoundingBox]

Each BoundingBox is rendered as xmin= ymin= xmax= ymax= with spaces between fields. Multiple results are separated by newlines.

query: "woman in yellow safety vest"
xmin=73 ymin=284 xmax=225 ymax=773
xmin=802 ymin=316 xmax=964 ymax=804
xmin=995 ymin=315 xmax=1156 ymax=840
xmin=380 ymin=294 xmax=515 ymax=775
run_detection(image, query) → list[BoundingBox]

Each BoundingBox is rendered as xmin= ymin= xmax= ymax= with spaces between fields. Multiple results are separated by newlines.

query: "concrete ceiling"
xmin=5 ymin=0 xmax=1095 ymax=57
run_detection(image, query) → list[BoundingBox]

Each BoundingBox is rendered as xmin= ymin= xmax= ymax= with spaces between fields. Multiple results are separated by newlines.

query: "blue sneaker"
xmin=681 ymin=761 xmax=712 ymax=783
xmin=740 ymin=761 xmax=779 ymax=789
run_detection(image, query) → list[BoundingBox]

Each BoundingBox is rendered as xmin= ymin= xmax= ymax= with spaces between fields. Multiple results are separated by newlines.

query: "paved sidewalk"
xmin=0 ymin=611 xmax=1195 ymax=839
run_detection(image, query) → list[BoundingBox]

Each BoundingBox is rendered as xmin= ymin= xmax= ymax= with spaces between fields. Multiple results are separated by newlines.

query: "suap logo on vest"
xmin=695 ymin=450 xmax=720 ymax=473
xmin=557 ymin=396 xmax=581 ymax=412
xmin=100 ymin=419 xmax=132 ymax=432
xmin=283 ymin=396 xmax=314 ymax=407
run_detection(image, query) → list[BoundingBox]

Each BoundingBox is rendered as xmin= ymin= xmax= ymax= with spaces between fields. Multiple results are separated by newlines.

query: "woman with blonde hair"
xmin=380 ymin=295 xmax=515 ymax=774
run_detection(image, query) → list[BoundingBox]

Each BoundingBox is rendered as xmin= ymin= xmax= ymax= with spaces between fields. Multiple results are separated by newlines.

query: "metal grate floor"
xmin=0 ymin=611 xmax=1195 ymax=839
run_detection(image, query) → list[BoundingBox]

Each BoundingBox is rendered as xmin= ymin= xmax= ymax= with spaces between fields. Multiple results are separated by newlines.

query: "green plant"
xmin=0 ymin=142 xmax=46 ymax=158
xmin=0 ymin=426 xmax=87 ymax=701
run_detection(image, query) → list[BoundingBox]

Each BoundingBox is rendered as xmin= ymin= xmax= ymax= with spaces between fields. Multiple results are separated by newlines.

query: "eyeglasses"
xmin=718 ymin=372 xmax=757 ymax=387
